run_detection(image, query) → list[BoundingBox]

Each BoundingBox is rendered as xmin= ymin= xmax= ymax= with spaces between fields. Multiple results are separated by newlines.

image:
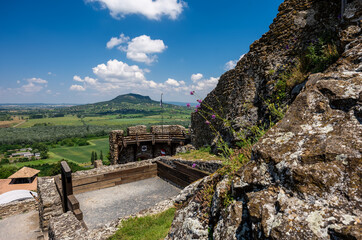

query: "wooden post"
xmin=61 ymin=161 xmax=73 ymax=212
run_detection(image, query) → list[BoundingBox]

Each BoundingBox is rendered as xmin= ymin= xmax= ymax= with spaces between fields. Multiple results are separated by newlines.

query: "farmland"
xmin=17 ymin=113 xmax=190 ymax=128
xmin=50 ymin=138 xmax=109 ymax=165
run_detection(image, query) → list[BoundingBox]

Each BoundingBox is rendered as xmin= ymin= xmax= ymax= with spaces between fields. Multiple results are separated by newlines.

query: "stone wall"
xmin=37 ymin=177 xmax=63 ymax=231
xmin=72 ymin=159 xmax=156 ymax=179
xmin=109 ymin=130 xmax=124 ymax=165
xmin=0 ymin=198 xmax=36 ymax=219
xmin=158 ymin=156 xmax=222 ymax=174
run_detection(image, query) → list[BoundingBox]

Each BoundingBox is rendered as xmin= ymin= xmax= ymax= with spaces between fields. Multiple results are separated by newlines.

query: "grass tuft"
xmin=108 ymin=208 xmax=176 ymax=240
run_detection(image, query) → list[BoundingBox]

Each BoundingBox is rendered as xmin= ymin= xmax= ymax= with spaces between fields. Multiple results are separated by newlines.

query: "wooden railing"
xmin=121 ymin=133 xmax=187 ymax=147
xmin=55 ymin=161 xmax=84 ymax=225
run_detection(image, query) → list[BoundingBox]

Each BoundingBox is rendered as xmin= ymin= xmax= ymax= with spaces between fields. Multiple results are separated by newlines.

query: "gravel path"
xmin=0 ymin=210 xmax=42 ymax=240
xmin=75 ymin=177 xmax=180 ymax=229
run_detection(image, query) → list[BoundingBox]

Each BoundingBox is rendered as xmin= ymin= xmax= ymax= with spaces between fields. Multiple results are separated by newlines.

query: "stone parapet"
xmin=0 ymin=198 xmax=36 ymax=219
xmin=127 ymin=125 xmax=147 ymax=135
xmin=37 ymin=177 xmax=63 ymax=231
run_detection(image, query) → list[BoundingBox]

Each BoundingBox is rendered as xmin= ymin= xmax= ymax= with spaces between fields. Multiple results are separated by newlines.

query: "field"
xmin=49 ymin=138 xmax=109 ymax=165
xmin=16 ymin=114 xmax=190 ymax=128
xmin=0 ymin=116 xmax=24 ymax=128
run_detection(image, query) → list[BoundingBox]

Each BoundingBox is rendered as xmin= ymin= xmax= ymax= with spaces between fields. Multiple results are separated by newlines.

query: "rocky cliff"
xmin=191 ymin=0 xmax=360 ymax=148
xmin=171 ymin=0 xmax=361 ymax=239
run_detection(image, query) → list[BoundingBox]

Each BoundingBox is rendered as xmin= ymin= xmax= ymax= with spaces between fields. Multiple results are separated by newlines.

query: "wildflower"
xmin=196 ymin=104 xmax=200 ymax=109
xmin=192 ymin=163 xmax=196 ymax=168
xmin=195 ymin=109 xmax=198 ymax=113
xmin=205 ymin=120 xmax=210 ymax=125
xmin=212 ymin=114 xmax=216 ymax=119
xmin=186 ymin=103 xmax=191 ymax=108
xmin=197 ymin=99 xmax=202 ymax=103
xmin=190 ymin=91 xmax=195 ymax=95
xmin=286 ymin=45 xmax=289 ymax=50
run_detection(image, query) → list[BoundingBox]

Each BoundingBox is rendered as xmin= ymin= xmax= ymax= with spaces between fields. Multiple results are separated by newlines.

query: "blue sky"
xmin=0 ymin=0 xmax=283 ymax=104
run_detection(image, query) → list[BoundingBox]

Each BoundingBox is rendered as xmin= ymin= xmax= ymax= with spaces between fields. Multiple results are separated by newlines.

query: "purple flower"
xmin=186 ymin=103 xmax=191 ymax=108
xmin=196 ymin=104 xmax=200 ymax=109
xmin=212 ymin=114 xmax=216 ymax=119
xmin=192 ymin=163 xmax=196 ymax=168
xmin=197 ymin=99 xmax=202 ymax=103
xmin=285 ymin=45 xmax=289 ymax=50
xmin=194 ymin=109 xmax=198 ymax=113
xmin=190 ymin=91 xmax=195 ymax=95
xmin=205 ymin=120 xmax=210 ymax=125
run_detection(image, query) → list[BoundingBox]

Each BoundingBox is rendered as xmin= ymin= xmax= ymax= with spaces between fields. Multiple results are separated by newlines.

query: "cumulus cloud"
xmin=86 ymin=0 xmax=185 ymax=20
xmin=70 ymin=85 xmax=86 ymax=91
xmin=191 ymin=73 xmax=203 ymax=82
xmin=165 ymin=78 xmax=181 ymax=86
xmin=71 ymin=60 xmax=218 ymax=101
xmin=224 ymin=54 xmax=245 ymax=71
xmin=106 ymin=34 xmax=130 ymax=49
xmin=92 ymin=59 xmax=146 ymax=83
xmin=19 ymin=78 xmax=48 ymax=93
xmin=107 ymin=34 xmax=167 ymax=64
xmin=126 ymin=35 xmax=167 ymax=64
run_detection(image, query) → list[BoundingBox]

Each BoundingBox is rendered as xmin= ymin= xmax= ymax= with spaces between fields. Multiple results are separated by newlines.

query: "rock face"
xmin=238 ymin=33 xmax=361 ymax=239
xmin=191 ymin=0 xmax=359 ymax=148
xmin=170 ymin=0 xmax=362 ymax=239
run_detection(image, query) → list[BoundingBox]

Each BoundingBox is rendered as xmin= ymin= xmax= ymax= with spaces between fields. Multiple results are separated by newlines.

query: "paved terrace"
xmin=75 ymin=177 xmax=180 ymax=229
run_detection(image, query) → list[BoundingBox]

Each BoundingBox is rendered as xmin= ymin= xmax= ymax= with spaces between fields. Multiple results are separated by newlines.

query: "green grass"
xmin=175 ymin=147 xmax=222 ymax=161
xmin=17 ymin=114 xmax=191 ymax=128
xmin=109 ymin=208 xmax=176 ymax=240
xmin=49 ymin=138 xmax=109 ymax=165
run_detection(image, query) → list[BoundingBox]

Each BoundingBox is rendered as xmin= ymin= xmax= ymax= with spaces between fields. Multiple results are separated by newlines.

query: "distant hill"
xmin=61 ymin=93 xmax=190 ymax=116
xmin=108 ymin=93 xmax=155 ymax=104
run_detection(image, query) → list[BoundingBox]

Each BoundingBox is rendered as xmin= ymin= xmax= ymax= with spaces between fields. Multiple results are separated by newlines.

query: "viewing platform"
xmin=110 ymin=125 xmax=190 ymax=164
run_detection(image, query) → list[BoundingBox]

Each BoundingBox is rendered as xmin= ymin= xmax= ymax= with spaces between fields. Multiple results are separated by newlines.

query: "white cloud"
xmin=106 ymin=34 xmax=130 ymax=49
xmin=106 ymin=34 xmax=167 ymax=64
xmin=21 ymin=82 xmax=44 ymax=93
xmin=28 ymin=77 xmax=48 ymax=84
xmin=46 ymin=90 xmax=52 ymax=94
xmin=70 ymin=85 xmax=86 ymax=91
xmin=16 ymin=78 xmax=48 ymax=93
xmin=191 ymin=73 xmax=203 ymax=82
xmin=71 ymin=59 xmax=218 ymax=101
xmin=86 ymin=0 xmax=185 ymax=20
xmin=224 ymin=54 xmax=245 ymax=71
xmin=224 ymin=60 xmax=237 ymax=71
xmin=166 ymin=78 xmax=181 ymax=86
xmin=16 ymin=80 xmax=20 ymax=84
xmin=73 ymin=75 xmax=83 ymax=82
xmin=92 ymin=59 xmax=146 ymax=83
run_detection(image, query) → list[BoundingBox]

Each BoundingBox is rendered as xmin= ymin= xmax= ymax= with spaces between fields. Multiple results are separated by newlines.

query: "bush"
xmin=27 ymin=160 xmax=87 ymax=177
xmin=0 ymin=166 xmax=18 ymax=179
xmin=0 ymin=158 xmax=10 ymax=165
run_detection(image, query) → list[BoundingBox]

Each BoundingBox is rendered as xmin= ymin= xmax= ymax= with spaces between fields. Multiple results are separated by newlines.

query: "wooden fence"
xmin=156 ymin=161 xmax=209 ymax=187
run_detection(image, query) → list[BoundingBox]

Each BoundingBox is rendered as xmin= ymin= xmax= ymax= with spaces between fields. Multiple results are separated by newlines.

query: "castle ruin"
xmin=109 ymin=125 xmax=190 ymax=164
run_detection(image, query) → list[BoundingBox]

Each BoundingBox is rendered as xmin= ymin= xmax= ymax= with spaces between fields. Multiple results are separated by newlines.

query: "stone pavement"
xmin=75 ymin=177 xmax=180 ymax=229
xmin=0 ymin=210 xmax=44 ymax=240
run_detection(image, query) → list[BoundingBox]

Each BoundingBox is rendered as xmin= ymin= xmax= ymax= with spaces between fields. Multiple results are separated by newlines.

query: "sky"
xmin=0 ymin=0 xmax=283 ymax=104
